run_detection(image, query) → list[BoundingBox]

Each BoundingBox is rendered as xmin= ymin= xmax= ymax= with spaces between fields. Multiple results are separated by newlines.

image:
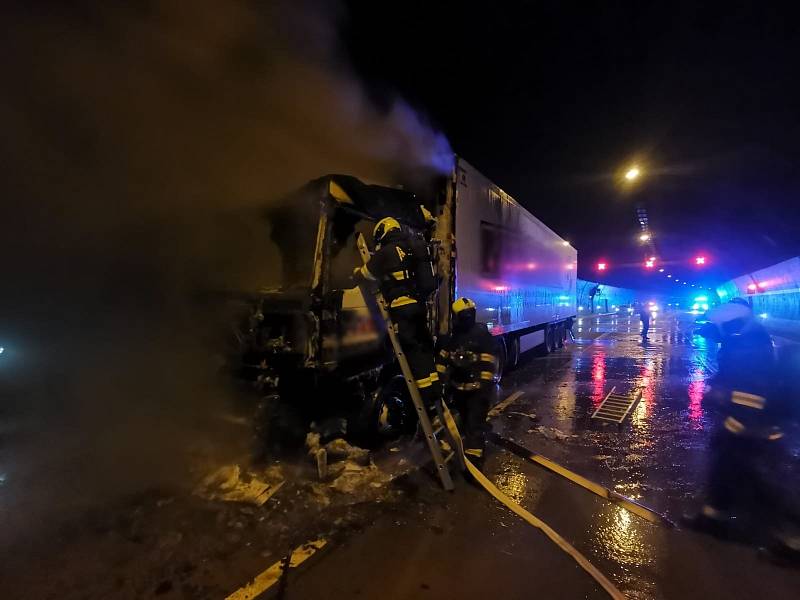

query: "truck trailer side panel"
xmin=453 ymin=159 xmax=577 ymax=335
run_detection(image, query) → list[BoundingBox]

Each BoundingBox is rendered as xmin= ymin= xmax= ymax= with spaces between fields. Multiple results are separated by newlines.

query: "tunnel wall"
xmin=577 ymin=279 xmax=641 ymax=313
xmin=716 ymin=256 xmax=800 ymax=339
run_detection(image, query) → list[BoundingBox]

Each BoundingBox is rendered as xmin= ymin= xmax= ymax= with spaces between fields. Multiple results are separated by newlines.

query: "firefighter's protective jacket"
xmin=358 ymin=229 xmax=429 ymax=308
xmin=435 ymin=322 xmax=497 ymax=391
xmin=712 ymin=321 xmax=783 ymax=440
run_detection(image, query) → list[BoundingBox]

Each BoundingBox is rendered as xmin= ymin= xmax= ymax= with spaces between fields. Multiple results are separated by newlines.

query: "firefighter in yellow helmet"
xmin=435 ymin=297 xmax=498 ymax=466
xmin=354 ymin=216 xmax=440 ymax=410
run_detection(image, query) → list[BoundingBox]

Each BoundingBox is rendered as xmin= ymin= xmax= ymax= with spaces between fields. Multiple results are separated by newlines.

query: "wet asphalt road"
xmin=4 ymin=312 xmax=800 ymax=599
xmin=284 ymin=311 xmax=800 ymax=600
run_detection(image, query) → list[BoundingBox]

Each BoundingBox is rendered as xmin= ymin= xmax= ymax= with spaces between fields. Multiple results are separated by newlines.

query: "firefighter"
xmin=687 ymin=298 xmax=800 ymax=561
xmin=638 ymin=302 xmax=651 ymax=339
xmin=435 ymin=297 xmax=498 ymax=466
xmin=354 ymin=217 xmax=440 ymax=408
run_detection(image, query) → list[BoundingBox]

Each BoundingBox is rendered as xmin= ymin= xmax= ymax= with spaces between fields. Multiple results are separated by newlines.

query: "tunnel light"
xmin=562 ymin=241 xmax=571 ymax=247
xmin=639 ymin=232 xmax=651 ymax=242
xmin=625 ymin=166 xmax=641 ymax=181
xmin=597 ymin=262 xmax=607 ymax=271
xmin=695 ymin=256 xmax=706 ymax=265
xmin=667 ymin=274 xmax=672 ymax=278
xmin=658 ymin=268 xmax=665 ymax=273
xmin=759 ymin=313 xmax=768 ymax=319
xmin=645 ymin=259 xmax=655 ymax=268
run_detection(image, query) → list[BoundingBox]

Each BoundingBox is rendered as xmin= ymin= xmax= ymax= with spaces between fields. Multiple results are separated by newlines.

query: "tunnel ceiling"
xmin=343 ymin=2 xmax=800 ymax=292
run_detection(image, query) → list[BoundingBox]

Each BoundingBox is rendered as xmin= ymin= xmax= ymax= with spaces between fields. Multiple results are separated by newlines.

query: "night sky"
xmin=343 ymin=1 xmax=800 ymax=290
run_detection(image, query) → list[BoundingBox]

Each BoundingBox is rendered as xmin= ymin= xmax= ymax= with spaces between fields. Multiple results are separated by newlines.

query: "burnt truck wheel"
xmin=355 ymin=374 xmax=412 ymax=444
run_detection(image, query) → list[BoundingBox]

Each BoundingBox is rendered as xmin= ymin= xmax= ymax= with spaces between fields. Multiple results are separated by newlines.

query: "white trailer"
xmin=435 ymin=158 xmax=577 ymax=369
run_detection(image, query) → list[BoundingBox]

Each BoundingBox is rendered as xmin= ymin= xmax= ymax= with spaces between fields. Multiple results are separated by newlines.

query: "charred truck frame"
xmin=239 ymin=157 xmax=577 ymax=440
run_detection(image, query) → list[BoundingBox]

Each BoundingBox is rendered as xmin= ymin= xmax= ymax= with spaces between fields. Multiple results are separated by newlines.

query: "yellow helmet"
xmin=452 ymin=297 xmax=477 ymax=314
xmin=373 ymin=217 xmax=401 ymax=244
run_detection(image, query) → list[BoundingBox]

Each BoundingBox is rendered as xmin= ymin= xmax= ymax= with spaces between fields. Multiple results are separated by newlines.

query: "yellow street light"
xmin=638 ymin=232 xmax=651 ymax=242
xmin=624 ymin=166 xmax=641 ymax=181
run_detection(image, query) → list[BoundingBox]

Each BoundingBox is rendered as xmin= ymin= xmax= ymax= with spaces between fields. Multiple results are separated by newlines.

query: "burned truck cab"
xmin=241 ymin=175 xmax=436 ymax=439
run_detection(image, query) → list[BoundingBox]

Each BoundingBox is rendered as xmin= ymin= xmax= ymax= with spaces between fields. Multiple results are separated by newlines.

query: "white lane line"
xmin=226 ymin=539 xmax=327 ymax=600
xmin=488 ymin=390 xmax=525 ymax=418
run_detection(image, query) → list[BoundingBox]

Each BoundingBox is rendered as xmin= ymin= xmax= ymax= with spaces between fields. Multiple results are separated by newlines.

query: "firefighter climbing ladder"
xmin=355 ymin=232 xmax=626 ymax=599
xmin=356 ymin=234 xmax=461 ymax=491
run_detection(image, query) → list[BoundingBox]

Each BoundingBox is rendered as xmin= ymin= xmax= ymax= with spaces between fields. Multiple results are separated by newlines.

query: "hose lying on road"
xmin=441 ymin=405 xmax=627 ymax=600
xmin=489 ymin=432 xmax=674 ymax=528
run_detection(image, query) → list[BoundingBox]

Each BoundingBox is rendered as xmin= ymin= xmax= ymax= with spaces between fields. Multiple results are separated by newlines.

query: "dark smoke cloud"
xmin=0 ymin=0 xmax=451 ymax=538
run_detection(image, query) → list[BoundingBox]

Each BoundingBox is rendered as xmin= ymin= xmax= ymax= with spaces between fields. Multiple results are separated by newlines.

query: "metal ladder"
xmin=590 ymin=386 xmax=643 ymax=424
xmin=356 ymin=234 xmax=462 ymax=490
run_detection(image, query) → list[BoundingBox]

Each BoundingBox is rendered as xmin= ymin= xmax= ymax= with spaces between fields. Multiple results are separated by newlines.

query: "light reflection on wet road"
xmin=491 ymin=311 xmax=800 ymax=599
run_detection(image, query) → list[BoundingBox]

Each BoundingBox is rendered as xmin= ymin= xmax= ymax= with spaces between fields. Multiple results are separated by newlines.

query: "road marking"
xmin=487 ymin=390 xmax=525 ymax=418
xmin=226 ymin=539 xmax=327 ymax=600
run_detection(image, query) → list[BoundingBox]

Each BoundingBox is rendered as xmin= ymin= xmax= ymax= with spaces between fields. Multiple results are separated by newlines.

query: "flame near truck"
xmin=237 ymin=157 xmax=577 ymax=442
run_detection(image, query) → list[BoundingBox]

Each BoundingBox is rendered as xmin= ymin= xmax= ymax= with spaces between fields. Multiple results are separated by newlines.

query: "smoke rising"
xmin=0 ymin=0 xmax=452 ymax=537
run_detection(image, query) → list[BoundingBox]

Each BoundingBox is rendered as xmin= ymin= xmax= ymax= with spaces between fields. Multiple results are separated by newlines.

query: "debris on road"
xmin=507 ymin=411 xmax=539 ymax=421
xmin=305 ymin=432 xmax=390 ymax=495
xmin=195 ymin=464 xmax=285 ymax=506
xmin=534 ymin=425 xmax=574 ymax=441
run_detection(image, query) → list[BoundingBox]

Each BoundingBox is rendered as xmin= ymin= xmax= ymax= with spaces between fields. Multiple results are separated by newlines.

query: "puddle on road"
xmin=496 ymin=314 xmax=728 ymax=597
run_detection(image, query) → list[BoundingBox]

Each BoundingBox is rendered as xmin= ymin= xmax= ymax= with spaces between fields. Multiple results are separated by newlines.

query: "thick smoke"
xmin=0 ymin=0 xmax=452 ymax=537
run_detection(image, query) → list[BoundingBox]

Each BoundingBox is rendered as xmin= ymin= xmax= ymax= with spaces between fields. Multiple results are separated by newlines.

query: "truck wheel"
xmin=556 ymin=323 xmax=565 ymax=349
xmin=355 ymin=374 xmax=411 ymax=445
xmin=545 ymin=325 xmax=556 ymax=353
xmin=494 ymin=337 xmax=507 ymax=383
xmin=507 ymin=336 xmax=520 ymax=369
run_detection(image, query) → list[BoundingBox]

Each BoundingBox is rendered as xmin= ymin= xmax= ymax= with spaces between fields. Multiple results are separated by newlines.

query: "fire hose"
xmin=440 ymin=404 xmax=627 ymax=600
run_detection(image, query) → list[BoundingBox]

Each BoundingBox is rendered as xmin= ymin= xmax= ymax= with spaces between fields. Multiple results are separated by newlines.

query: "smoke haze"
xmin=0 ymin=0 xmax=452 ymax=538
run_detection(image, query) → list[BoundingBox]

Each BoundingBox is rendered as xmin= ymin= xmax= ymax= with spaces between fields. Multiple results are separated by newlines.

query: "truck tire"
xmin=556 ymin=323 xmax=565 ymax=349
xmin=545 ymin=325 xmax=556 ymax=354
xmin=507 ymin=335 xmax=520 ymax=369
xmin=494 ymin=336 xmax=507 ymax=383
xmin=354 ymin=373 xmax=411 ymax=445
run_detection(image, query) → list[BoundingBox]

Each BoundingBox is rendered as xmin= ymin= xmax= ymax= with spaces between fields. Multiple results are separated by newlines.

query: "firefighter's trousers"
xmin=452 ymin=388 xmax=492 ymax=456
xmin=706 ymin=430 xmax=800 ymax=535
xmin=389 ymin=302 xmax=440 ymax=407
